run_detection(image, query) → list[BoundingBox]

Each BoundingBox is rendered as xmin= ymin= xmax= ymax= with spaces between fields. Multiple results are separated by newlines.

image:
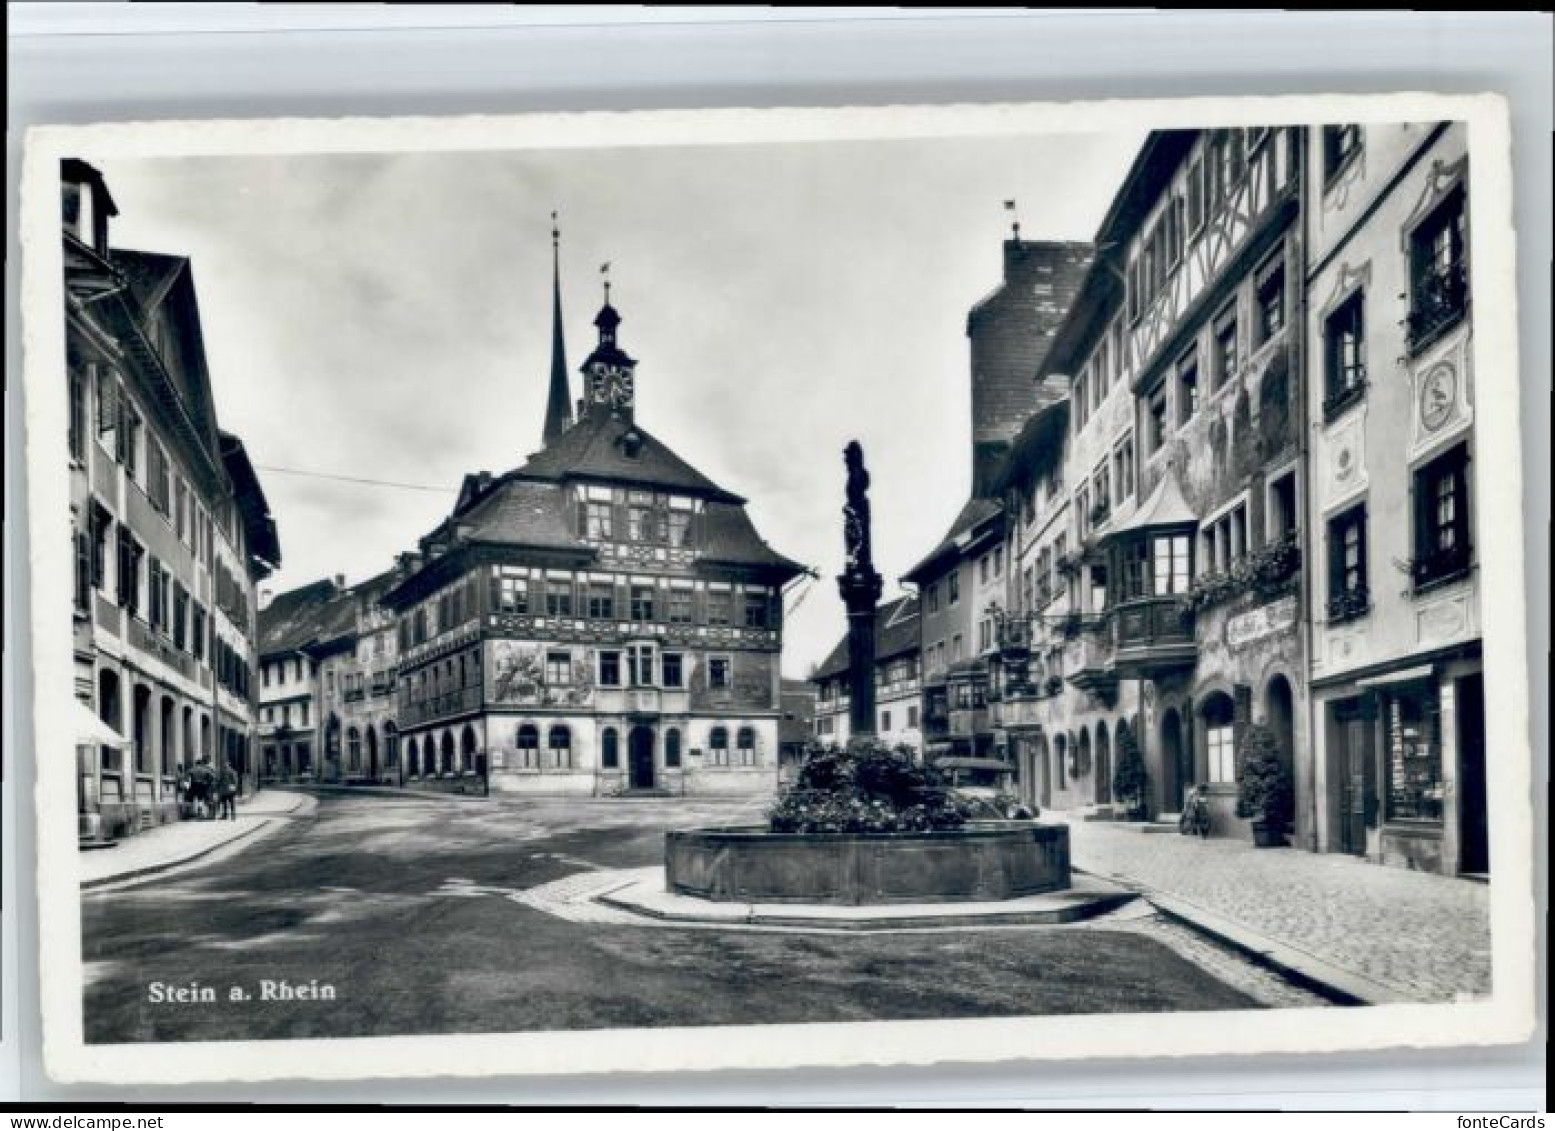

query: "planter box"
xmin=666 ymin=823 xmax=1070 ymax=905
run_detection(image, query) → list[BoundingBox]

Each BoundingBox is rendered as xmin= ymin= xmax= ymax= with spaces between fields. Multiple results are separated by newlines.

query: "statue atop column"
xmin=837 ymin=441 xmax=884 ymax=741
xmin=842 ymin=440 xmax=874 ymax=578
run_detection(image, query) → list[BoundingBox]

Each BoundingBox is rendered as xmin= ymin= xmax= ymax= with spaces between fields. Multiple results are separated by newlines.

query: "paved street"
xmin=82 ymin=794 xmax=1287 ymax=1044
xmin=1064 ymin=820 xmax=1493 ymax=1002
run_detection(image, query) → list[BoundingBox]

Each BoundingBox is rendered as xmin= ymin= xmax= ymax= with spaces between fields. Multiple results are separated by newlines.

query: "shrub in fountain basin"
xmin=666 ymin=739 xmax=1071 ymax=905
xmin=766 ymin=741 xmax=972 ymax=834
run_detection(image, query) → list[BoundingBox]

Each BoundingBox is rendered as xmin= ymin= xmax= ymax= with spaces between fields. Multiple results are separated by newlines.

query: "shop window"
xmin=1326 ymin=504 xmax=1370 ymax=623
xmin=1383 ymin=684 xmax=1443 ymax=823
xmin=1412 ymin=443 xmax=1472 ymax=590
xmin=664 ymin=728 xmax=682 ymax=768
xmin=601 ymin=727 xmax=619 ymax=769
xmin=1323 ymin=290 xmax=1367 ymax=420
xmin=709 ymin=727 xmax=729 ymax=767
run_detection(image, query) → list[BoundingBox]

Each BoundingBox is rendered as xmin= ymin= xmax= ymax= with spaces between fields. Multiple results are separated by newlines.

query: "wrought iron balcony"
xmin=1411 ymin=543 xmax=1473 ymax=592
xmin=1325 ymin=587 xmax=1371 ymax=625
xmin=1407 ymin=262 xmax=1469 ymax=353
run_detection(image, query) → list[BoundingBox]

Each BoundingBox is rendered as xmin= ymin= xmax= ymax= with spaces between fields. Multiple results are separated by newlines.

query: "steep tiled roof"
xmin=456 ymin=479 xmax=582 ymax=551
xmin=902 ymin=497 xmax=1003 ymax=583
xmin=512 ymin=409 xmax=740 ymax=503
xmin=257 ymin=579 xmax=342 ymax=657
xmin=812 ymin=593 xmax=921 ymax=681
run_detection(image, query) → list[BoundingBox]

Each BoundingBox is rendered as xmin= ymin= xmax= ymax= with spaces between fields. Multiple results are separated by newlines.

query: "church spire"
xmin=541 ymin=213 xmax=572 ymax=448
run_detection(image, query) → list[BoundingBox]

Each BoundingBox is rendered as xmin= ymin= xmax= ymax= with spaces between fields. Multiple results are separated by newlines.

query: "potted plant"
xmin=1234 ymin=724 xmax=1293 ymax=847
xmin=1111 ymin=725 xmax=1149 ymax=821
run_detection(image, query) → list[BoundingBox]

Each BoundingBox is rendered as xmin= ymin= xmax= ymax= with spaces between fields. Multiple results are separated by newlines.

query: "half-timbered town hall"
xmin=379 ymin=245 xmax=805 ymax=796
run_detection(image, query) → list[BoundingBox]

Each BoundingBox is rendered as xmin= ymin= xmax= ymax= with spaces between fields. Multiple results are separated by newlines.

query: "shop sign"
xmin=1225 ymin=595 xmax=1298 ymax=650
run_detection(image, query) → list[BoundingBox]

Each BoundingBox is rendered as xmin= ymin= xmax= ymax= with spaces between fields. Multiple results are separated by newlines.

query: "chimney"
xmin=334 ymin=573 xmax=346 ymax=591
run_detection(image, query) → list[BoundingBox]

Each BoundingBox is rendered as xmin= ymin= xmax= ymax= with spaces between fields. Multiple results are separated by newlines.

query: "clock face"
xmin=611 ymin=371 xmax=635 ymax=407
xmin=1420 ymin=363 xmax=1456 ymax=432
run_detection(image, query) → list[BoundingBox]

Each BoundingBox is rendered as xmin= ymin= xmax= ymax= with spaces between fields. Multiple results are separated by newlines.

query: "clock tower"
xmin=581 ymin=283 xmax=638 ymax=421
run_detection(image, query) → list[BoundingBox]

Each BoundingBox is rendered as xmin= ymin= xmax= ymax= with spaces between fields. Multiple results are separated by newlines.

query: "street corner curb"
xmin=80 ymin=818 xmax=273 ymax=892
xmin=1143 ymin=894 xmax=1410 ymax=1007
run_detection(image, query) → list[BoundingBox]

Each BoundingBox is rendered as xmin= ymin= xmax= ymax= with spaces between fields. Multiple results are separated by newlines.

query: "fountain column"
xmin=837 ymin=441 xmax=884 ymax=742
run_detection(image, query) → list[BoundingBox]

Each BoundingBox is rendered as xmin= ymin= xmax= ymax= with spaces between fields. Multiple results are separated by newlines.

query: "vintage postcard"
xmin=20 ymin=94 xmax=1535 ymax=1086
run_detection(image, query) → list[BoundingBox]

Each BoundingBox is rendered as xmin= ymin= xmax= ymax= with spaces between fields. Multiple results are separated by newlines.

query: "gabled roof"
xmin=812 ymin=593 xmax=921 ymax=681
xmin=902 ymin=498 xmax=1003 ymax=584
xmin=511 ymin=408 xmax=741 ymax=503
xmin=257 ymin=579 xmax=342 ymax=657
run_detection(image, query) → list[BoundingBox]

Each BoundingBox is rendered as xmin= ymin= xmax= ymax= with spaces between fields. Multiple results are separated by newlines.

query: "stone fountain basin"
xmin=665 ymin=822 xmax=1070 ymax=905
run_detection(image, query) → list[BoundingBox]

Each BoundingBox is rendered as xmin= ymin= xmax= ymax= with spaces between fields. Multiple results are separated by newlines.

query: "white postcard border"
xmin=20 ymin=92 xmax=1534 ymax=1086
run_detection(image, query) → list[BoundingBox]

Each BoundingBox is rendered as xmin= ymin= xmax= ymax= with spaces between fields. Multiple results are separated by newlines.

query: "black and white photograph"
xmin=19 ymin=94 xmax=1536 ymax=1086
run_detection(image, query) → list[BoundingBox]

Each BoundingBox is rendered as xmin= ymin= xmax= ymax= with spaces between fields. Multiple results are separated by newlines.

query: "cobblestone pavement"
xmin=1064 ymin=820 xmax=1492 ymax=1002
xmin=1078 ymin=903 xmax=1331 ymax=1010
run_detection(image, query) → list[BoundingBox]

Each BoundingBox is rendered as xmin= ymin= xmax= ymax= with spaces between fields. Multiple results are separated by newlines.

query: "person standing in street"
xmin=215 ymin=761 xmax=239 ymax=821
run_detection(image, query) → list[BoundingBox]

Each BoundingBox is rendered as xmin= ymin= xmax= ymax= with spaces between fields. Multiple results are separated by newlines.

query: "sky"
xmin=95 ymin=128 xmax=1143 ymax=677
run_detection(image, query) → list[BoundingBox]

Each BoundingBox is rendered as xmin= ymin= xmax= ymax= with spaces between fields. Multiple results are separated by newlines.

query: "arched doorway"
xmin=1034 ymin=734 xmax=1051 ymax=808
xmin=366 ymin=725 xmax=379 ymax=779
xmin=629 ymin=726 xmax=655 ymax=790
xmin=160 ymin=695 xmax=177 ymax=779
xmin=1265 ymin=674 xmax=1296 ymax=831
xmin=405 ymin=736 xmax=420 ymax=778
xmin=1095 ymin=721 xmax=1112 ymax=805
xmin=1160 ymin=707 xmax=1186 ymax=812
xmin=1054 ymin=733 xmax=1068 ymax=793
xmin=424 ymin=735 xmax=438 ymax=778
xmin=440 ymin=731 xmax=455 ymax=776
xmin=383 ymin=722 xmax=398 ymax=774
xmin=1076 ymin=728 xmax=1092 ymax=796
xmin=460 ymin=725 xmax=477 ymax=774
